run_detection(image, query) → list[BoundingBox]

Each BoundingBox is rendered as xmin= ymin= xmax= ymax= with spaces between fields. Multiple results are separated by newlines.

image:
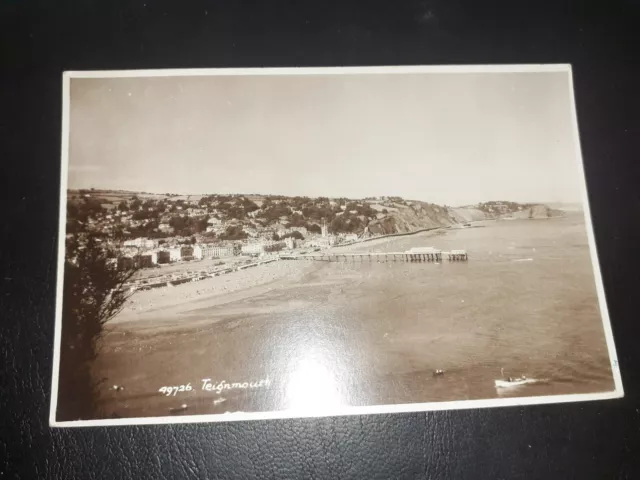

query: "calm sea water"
xmin=247 ymin=212 xmax=615 ymax=409
xmin=98 ymin=212 xmax=617 ymax=418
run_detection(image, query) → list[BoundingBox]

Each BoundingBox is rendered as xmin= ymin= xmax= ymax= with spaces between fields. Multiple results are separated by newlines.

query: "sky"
xmin=67 ymin=70 xmax=585 ymax=206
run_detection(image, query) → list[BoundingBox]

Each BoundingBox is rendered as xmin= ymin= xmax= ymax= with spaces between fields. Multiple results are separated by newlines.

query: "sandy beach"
xmin=109 ymin=228 xmax=456 ymax=331
xmin=110 ymin=228 xmax=452 ymax=331
xmin=108 ymin=258 xmax=316 ymax=331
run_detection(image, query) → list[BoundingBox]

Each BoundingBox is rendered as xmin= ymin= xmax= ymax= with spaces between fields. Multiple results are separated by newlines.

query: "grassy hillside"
xmin=66 ymin=189 xmax=563 ymax=238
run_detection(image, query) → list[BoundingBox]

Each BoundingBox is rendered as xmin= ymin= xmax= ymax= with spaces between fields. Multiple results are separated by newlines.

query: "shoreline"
xmin=329 ymin=227 xmax=447 ymax=253
xmin=89 ymin=212 xmax=614 ymax=421
xmin=108 ymin=225 xmax=458 ymax=331
xmin=108 ymin=259 xmax=315 ymax=330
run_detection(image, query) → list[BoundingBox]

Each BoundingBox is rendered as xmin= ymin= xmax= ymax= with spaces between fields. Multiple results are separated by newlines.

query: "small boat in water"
xmin=495 ymin=368 xmax=536 ymax=388
xmin=495 ymin=378 xmax=536 ymax=388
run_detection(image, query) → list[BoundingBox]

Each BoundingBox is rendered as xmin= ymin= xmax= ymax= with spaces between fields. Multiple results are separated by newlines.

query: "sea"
xmin=96 ymin=212 xmax=618 ymax=418
xmin=246 ymin=211 xmax=616 ymax=410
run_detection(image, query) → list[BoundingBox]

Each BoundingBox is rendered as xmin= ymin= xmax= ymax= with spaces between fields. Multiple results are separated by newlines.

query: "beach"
xmin=109 ymin=258 xmax=316 ymax=332
xmin=94 ymin=215 xmax=614 ymax=419
xmin=109 ymin=227 xmax=452 ymax=332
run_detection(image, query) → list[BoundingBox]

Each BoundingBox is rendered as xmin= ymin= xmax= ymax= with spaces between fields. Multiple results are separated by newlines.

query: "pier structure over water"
xmin=280 ymin=249 xmax=468 ymax=262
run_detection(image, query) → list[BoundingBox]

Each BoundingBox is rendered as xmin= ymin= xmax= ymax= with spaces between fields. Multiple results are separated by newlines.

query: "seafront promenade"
xmin=124 ymin=257 xmax=281 ymax=292
xmin=121 ymin=226 xmax=471 ymax=292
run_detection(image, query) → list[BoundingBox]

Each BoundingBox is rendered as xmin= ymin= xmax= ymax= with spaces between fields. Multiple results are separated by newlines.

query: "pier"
xmin=280 ymin=250 xmax=468 ymax=262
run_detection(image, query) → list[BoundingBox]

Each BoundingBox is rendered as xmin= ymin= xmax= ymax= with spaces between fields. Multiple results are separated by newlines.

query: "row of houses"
xmin=241 ymin=239 xmax=290 ymax=255
xmin=123 ymin=237 xmax=159 ymax=249
xmin=194 ymin=244 xmax=235 ymax=259
xmin=117 ymin=238 xmax=297 ymax=270
xmin=123 ymin=230 xmax=354 ymax=256
xmin=125 ymin=244 xmax=233 ymax=267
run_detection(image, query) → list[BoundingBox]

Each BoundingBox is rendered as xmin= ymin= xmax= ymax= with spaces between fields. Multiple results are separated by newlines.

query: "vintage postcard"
xmin=50 ymin=65 xmax=623 ymax=427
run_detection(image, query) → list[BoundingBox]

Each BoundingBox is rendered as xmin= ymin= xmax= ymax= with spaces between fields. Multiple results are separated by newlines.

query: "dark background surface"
xmin=1 ymin=0 xmax=639 ymax=478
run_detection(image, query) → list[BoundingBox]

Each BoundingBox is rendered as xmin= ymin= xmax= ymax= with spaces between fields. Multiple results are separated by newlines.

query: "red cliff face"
xmin=366 ymin=202 xmax=457 ymax=235
xmin=365 ymin=201 xmax=563 ymax=235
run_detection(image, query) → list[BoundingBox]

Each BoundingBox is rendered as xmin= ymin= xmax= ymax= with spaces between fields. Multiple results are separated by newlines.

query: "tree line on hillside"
xmin=476 ymin=201 xmax=533 ymax=214
xmin=67 ymin=192 xmax=390 ymax=238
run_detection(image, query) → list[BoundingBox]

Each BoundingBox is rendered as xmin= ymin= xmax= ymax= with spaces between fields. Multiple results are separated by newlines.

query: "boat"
xmin=495 ymin=368 xmax=536 ymax=388
xmin=494 ymin=378 xmax=536 ymax=388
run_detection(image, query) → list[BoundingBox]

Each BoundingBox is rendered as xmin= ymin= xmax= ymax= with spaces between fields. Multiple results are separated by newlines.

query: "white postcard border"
xmin=49 ymin=64 xmax=624 ymax=428
xmin=566 ymin=68 xmax=623 ymax=395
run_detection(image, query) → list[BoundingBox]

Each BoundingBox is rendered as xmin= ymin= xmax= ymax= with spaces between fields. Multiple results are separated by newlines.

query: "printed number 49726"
xmin=158 ymin=384 xmax=192 ymax=396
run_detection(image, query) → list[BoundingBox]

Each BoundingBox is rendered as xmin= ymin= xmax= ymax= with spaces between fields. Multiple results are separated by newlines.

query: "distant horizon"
xmin=66 ymin=186 xmax=585 ymax=209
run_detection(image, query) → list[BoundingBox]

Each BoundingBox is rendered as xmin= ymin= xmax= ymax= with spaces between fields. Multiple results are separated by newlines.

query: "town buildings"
xmin=310 ymin=236 xmax=337 ymax=248
xmin=157 ymin=250 xmax=170 ymax=264
xmin=241 ymin=240 xmax=286 ymax=255
xmin=123 ymin=237 xmax=158 ymax=249
xmin=138 ymin=252 xmax=157 ymax=268
xmin=76 ymin=192 xmax=375 ymax=273
xmin=193 ymin=244 xmax=234 ymax=259
xmin=168 ymin=247 xmax=182 ymax=262
xmin=180 ymin=245 xmax=194 ymax=260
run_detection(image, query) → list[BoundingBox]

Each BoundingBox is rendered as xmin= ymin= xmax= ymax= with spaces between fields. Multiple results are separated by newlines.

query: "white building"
xmin=241 ymin=243 xmax=264 ymax=255
xmin=285 ymin=237 xmax=296 ymax=250
xmin=123 ymin=237 xmax=158 ymax=249
xmin=193 ymin=244 xmax=234 ymax=259
xmin=167 ymin=247 xmax=182 ymax=262
xmin=207 ymin=217 xmax=223 ymax=225
xmin=310 ymin=236 xmax=337 ymax=248
xmin=147 ymin=251 xmax=159 ymax=264
xmin=241 ymin=240 xmax=285 ymax=255
xmin=344 ymin=233 xmax=359 ymax=242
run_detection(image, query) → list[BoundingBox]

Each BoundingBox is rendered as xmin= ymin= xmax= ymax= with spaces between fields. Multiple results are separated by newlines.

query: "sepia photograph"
xmin=50 ymin=65 xmax=622 ymax=427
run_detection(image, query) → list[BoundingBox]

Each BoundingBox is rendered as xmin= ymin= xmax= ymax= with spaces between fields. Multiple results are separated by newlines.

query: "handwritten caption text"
xmin=158 ymin=378 xmax=271 ymax=396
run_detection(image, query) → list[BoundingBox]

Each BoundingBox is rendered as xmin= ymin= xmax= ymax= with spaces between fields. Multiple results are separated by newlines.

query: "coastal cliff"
xmin=367 ymin=203 xmax=455 ymax=235
xmin=75 ymin=189 xmax=566 ymax=240
xmin=366 ymin=201 xmax=564 ymax=235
